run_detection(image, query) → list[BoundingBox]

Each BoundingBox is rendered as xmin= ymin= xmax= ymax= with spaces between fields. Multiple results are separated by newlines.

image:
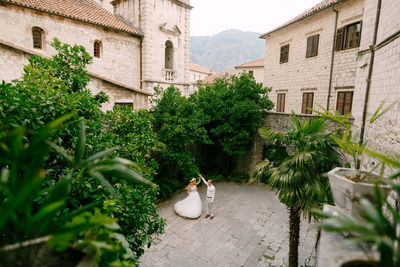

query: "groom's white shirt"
xmin=200 ymin=176 xmax=215 ymax=202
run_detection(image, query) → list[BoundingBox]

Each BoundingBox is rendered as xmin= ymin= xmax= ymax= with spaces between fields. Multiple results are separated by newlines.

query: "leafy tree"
xmin=194 ymin=73 xmax=274 ymax=155
xmin=252 ymin=113 xmax=342 ymax=267
xmin=151 ymin=86 xmax=209 ymax=197
xmin=0 ymin=39 xmax=164 ymax=265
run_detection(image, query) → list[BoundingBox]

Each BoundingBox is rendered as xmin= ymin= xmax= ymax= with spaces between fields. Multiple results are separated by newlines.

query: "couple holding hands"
xmin=174 ymin=174 xmax=216 ymax=220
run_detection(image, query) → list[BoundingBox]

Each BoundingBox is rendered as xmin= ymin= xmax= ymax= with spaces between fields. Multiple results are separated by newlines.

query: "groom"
xmin=199 ymin=174 xmax=215 ymax=220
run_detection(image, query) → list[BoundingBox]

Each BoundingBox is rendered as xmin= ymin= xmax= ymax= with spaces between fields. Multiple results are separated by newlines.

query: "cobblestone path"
xmin=140 ymin=182 xmax=317 ymax=267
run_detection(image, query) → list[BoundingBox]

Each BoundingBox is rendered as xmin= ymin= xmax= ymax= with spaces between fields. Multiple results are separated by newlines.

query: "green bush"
xmin=194 ymin=73 xmax=274 ymax=155
xmin=150 ymin=74 xmax=274 ymax=196
xmin=151 ymin=86 xmax=209 ymax=198
xmin=0 ymin=39 xmax=164 ymax=265
xmin=0 ymin=117 xmax=156 ymax=266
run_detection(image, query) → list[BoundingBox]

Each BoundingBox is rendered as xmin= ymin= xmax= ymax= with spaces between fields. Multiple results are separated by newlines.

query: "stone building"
xmin=202 ymin=69 xmax=238 ymax=84
xmin=351 ymin=0 xmax=400 ymax=170
xmin=261 ymin=0 xmax=364 ymax=115
xmin=235 ymin=58 xmax=264 ymax=84
xmin=261 ymin=0 xmax=400 ymax=170
xmin=0 ymin=0 xmax=192 ymax=110
xmin=188 ymin=62 xmax=213 ymax=95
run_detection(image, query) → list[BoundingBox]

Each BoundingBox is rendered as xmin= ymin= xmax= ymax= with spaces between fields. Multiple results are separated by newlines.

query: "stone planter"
xmin=341 ymin=260 xmax=379 ymax=267
xmin=0 ymin=236 xmax=95 ymax=267
xmin=328 ymin=167 xmax=392 ymax=218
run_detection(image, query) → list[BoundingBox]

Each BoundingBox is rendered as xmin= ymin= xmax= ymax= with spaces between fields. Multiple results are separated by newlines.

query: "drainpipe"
xmin=139 ymin=0 xmax=143 ymax=90
xmin=327 ymin=5 xmax=338 ymax=111
xmin=358 ymin=0 xmax=382 ymax=169
xmin=140 ymin=37 xmax=143 ymax=89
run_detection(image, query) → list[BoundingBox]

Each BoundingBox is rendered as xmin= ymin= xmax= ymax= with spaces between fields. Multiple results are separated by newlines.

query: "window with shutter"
xmin=336 ymin=91 xmax=353 ymax=115
xmin=280 ymin=44 xmax=289 ymax=63
xmin=335 ymin=21 xmax=362 ymax=51
xmin=335 ymin=27 xmax=344 ymax=51
xmin=277 ymin=93 xmax=286 ymax=112
xmin=302 ymin=93 xmax=314 ymax=114
xmin=306 ymin=34 xmax=319 ymax=58
xmin=343 ymin=22 xmax=362 ymax=49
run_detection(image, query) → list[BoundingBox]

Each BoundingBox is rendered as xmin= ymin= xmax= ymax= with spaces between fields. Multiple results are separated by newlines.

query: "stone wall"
xmin=352 ymin=0 xmax=400 ymax=172
xmin=235 ymin=66 xmax=264 ymax=85
xmin=194 ymin=112 xmax=336 ymax=176
xmin=0 ymin=3 xmax=142 ymax=89
xmin=139 ymin=0 xmax=191 ymax=93
xmin=263 ymin=0 xmax=364 ymax=114
xmin=235 ymin=112 xmax=323 ymax=174
xmin=0 ymin=38 xmax=150 ymax=111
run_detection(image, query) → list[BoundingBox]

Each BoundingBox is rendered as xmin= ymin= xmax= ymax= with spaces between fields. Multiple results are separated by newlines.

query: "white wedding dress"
xmin=174 ymin=186 xmax=202 ymax=219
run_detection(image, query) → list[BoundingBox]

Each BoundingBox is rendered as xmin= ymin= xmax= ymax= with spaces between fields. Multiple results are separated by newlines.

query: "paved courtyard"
xmin=140 ymin=182 xmax=317 ymax=267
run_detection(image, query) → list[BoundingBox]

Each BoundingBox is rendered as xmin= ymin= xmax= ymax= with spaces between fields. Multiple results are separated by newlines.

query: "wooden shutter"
xmin=277 ymin=93 xmax=285 ymax=112
xmin=285 ymin=45 xmax=289 ymax=62
xmin=336 ymin=91 xmax=353 ymax=115
xmin=280 ymin=44 xmax=289 ymax=63
xmin=335 ymin=28 xmax=344 ymax=51
xmin=302 ymin=93 xmax=314 ymax=114
xmin=306 ymin=34 xmax=319 ymax=57
xmin=312 ymin=34 xmax=319 ymax=56
xmin=343 ymin=91 xmax=353 ymax=114
xmin=306 ymin=36 xmax=313 ymax=57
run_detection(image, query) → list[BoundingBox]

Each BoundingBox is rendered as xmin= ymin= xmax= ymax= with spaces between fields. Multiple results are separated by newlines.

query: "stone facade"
xmin=263 ymin=0 xmax=364 ymax=115
xmin=352 ymin=0 xmax=400 ymax=171
xmin=262 ymin=0 xmax=400 ymax=172
xmin=235 ymin=112 xmax=341 ymax=174
xmin=235 ymin=66 xmax=264 ymax=85
xmin=138 ymin=0 xmax=192 ymax=94
xmin=0 ymin=0 xmax=192 ymax=110
xmin=188 ymin=62 xmax=213 ymax=95
xmin=235 ymin=58 xmax=264 ymax=84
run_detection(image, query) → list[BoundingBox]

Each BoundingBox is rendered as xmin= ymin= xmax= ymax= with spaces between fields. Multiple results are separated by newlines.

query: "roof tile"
xmin=189 ymin=62 xmax=213 ymax=74
xmin=235 ymin=58 xmax=264 ymax=68
xmin=261 ymin=0 xmax=341 ymax=37
xmin=3 ymin=0 xmax=143 ymax=36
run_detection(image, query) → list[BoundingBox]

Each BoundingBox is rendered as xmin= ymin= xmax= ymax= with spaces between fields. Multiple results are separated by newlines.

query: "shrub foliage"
xmin=0 ymin=39 xmax=164 ymax=265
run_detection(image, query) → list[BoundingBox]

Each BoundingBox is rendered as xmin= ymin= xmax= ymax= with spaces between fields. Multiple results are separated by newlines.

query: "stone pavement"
xmin=140 ymin=182 xmax=317 ymax=267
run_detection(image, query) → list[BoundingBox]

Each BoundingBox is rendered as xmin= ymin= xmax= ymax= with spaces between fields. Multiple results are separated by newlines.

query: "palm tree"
xmin=252 ymin=112 xmax=342 ymax=267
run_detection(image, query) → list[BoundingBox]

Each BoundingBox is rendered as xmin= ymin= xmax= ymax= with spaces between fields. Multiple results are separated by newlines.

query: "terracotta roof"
xmin=2 ymin=0 xmax=143 ymax=36
xmin=189 ymin=63 xmax=214 ymax=74
xmin=260 ymin=0 xmax=342 ymax=38
xmin=202 ymin=70 xmax=238 ymax=83
xmin=235 ymin=58 xmax=264 ymax=68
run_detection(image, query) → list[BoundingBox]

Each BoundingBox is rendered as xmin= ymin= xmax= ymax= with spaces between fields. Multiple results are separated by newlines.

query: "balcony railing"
xmin=163 ymin=69 xmax=174 ymax=82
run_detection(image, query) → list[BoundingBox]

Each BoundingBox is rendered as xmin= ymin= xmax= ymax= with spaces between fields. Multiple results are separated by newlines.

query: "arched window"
xmin=94 ymin=40 xmax=101 ymax=58
xmin=165 ymin=41 xmax=173 ymax=69
xmin=32 ymin=27 xmax=43 ymax=49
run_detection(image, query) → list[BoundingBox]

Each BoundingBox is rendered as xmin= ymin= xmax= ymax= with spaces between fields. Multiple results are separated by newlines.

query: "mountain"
xmin=190 ymin=29 xmax=265 ymax=72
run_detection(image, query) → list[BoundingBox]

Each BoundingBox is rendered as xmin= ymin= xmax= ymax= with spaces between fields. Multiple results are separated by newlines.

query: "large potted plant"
xmin=314 ymin=104 xmax=393 ymax=218
xmin=315 ymin=166 xmax=400 ymax=267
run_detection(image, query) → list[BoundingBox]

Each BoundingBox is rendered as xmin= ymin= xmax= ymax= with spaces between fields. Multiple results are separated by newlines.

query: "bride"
xmin=174 ymin=177 xmax=202 ymax=219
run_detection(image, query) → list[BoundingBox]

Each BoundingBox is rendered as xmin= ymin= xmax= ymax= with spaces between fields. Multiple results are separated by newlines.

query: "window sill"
xmin=305 ymin=55 xmax=319 ymax=59
xmin=335 ymin=47 xmax=360 ymax=53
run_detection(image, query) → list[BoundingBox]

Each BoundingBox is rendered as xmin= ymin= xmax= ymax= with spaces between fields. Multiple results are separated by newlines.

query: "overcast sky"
xmin=190 ymin=0 xmax=323 ymax=36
